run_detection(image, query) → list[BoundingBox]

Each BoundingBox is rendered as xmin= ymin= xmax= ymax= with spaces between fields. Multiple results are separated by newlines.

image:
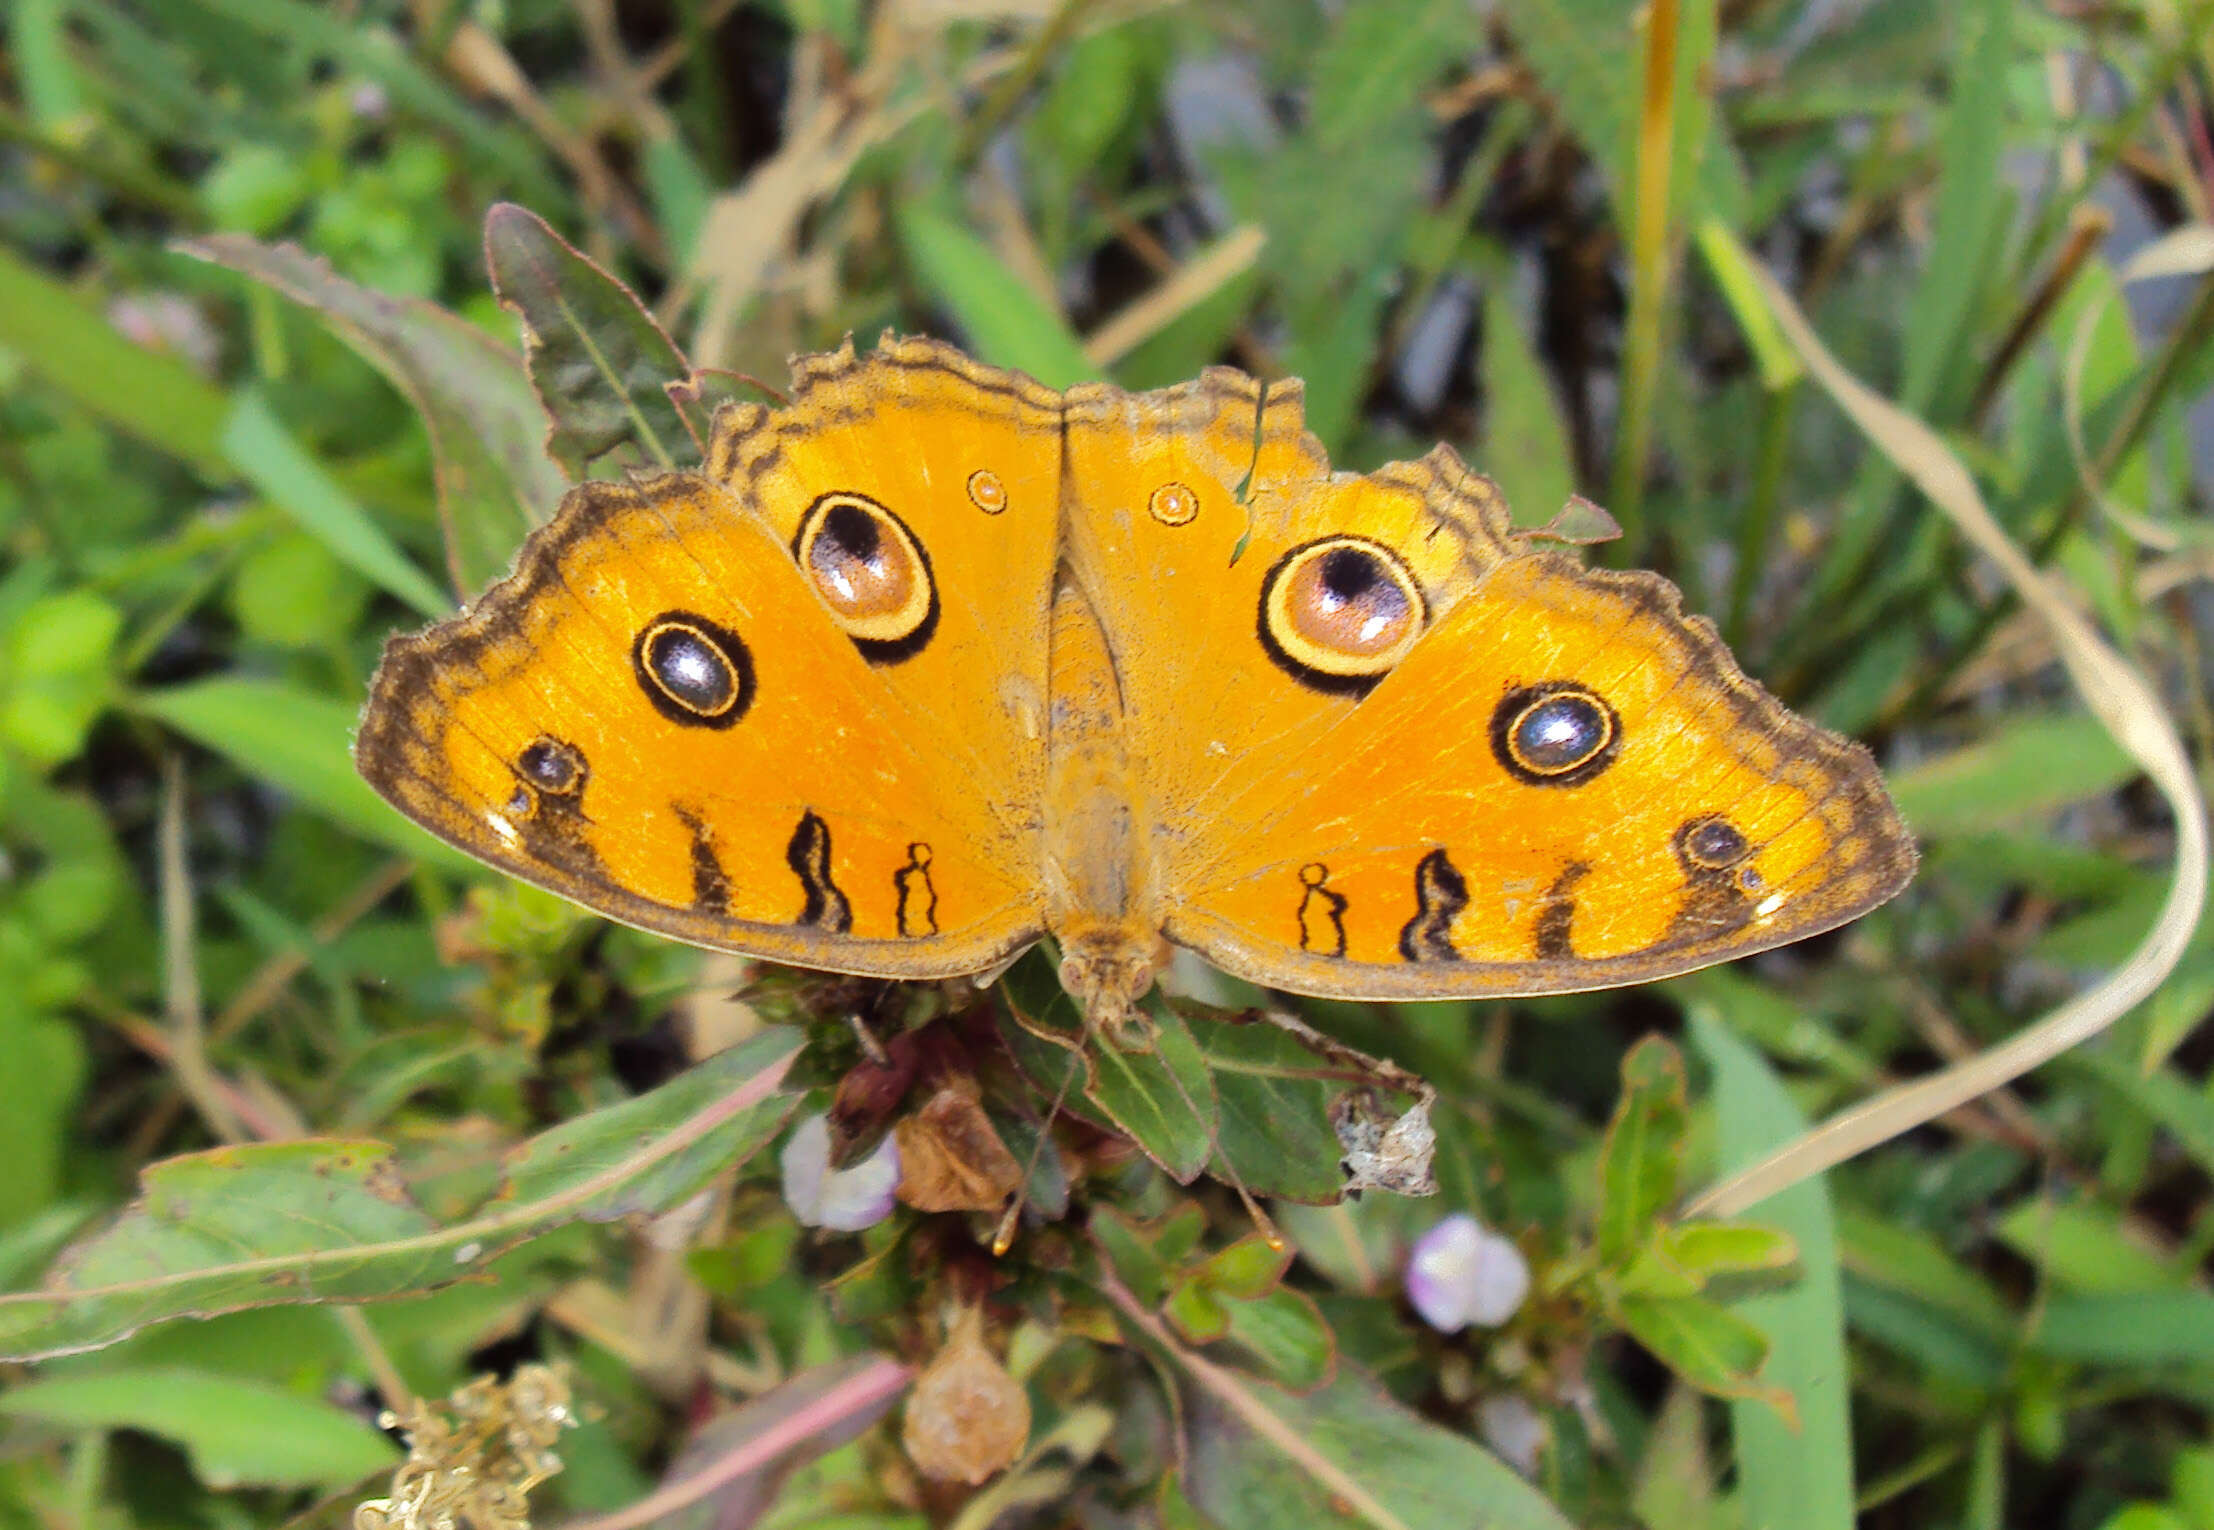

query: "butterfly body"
xmin=357 ymin=336 xmax=1915 ymax=1041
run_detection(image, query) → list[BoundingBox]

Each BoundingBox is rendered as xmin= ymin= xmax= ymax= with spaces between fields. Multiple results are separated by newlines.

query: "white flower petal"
xmin=781 ymin=1112 xmax=902 ymax=1231
xmin=1405 ymin=1213 xmax=1531 ymax=1331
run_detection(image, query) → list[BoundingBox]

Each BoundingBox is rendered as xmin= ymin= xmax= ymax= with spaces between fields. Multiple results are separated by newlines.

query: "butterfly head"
xmin=1057 ymin=924 xmax=1171 ymax=1052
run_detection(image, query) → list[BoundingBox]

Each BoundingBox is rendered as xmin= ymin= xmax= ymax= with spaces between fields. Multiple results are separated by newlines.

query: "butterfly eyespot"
xmin=1257 ymin=535 xmax=1427 ymax=696
xmin=1678 ymin=814 xmax=1753 ymax=870
xmin=516 ymin=737 xmax=586 ymax=795
xmin=793 ymin=492 xmax=939 ymax=662
xmin=633 ymin=612 xmax=754 ymax=729
xmin=1491 ymin=683 xmax=1620 ymax=786
xmin=967 ymin=469 xmax=1008 ymax=514
xmin=1149 ymin=482 xmax=1200 ymax=526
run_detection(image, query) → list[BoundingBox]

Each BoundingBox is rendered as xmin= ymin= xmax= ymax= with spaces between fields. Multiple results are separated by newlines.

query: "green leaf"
xmin=7 ymin=591 xmax=123 ymax=677
xmin=183 ymin=233 xmax=565 ymax=593
xmin=183 ymin=0 xmax=564 ymax=209
xmin=1222 ymin=1286 xmax=1336 ymax=1393
xmin=1165 ymin=1277 xmax=1232 ymax=1344
xmin=132 ymin=677 xmax=477 ymax=873
xmin=1836 ymin=1209 xmax=2013 ymax=1343
xmin=1596 ymin=1036 xmax=1687 ymax=1265
xmin=0 ymin=1366 xmax=397 ymax=1488
xmin=999 ymin=971 xmax=1217 ymax=1183
xmin=1179 ymin=1362 xmax=1575 ymax=1530
xmin=1691 ymin=1010 xmax=1853 ymax=1530
xmin=9 ymin=0 xmax=83 ymax=126
xmin=1478 ymin=279 xmax=1578 ymax=527
xmin=0 ymin=241 xmax=230 ymax=475
xmin=1694 ymin=218 xmax=1803 ymax=391
xmin=483 ymin=202 xmax=697 ymax=477
xmin=1660 ymin=1222 xmax=1797 ymax=1281
xmin=895 ymin=205 xmax=1097 ymax=389
xmin=1993 ymin=1198 xmax=2185 ymax=1294
xmin=1613 ymin=1245 xmax=1704 ymax=1301
xmin=2028 ymin=1290 xmax=2214 ymax=1365
xmin=1086 ymin=1006 xmax=1218 ymax=1184
xmin=220 ymin=390 xmax=449 ymax=616
xmin=1307 ymin=0 xmax=1471 ymax=152
xmin=0 ymin=1005 xmax=86 ymax=1227
xmin=1897 ymin=0 xmax=2015 ymax=414
xmin=1187 ymin=1010 xmax=1349 ymax=1204
xmin=2065 ymin=1038 xmax=2214 ymax=1180
xmin=1091 ymin=1203 xmax=1206 ymax=1308
xmin=1887 ymin=713 xmax=2138 ymax=836
xmin=1198 ymin=1236 xmax=1292 ymax=1301
xmin=0 ymin=1029 xmax=801 ymax=1358
xmin=1614 ymin=1296 xmax=1789 ymax=1416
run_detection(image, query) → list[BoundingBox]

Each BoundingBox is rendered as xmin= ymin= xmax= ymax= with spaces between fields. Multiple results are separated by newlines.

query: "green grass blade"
xmin=1689 ymin=1006 xmax=1854 ymax=1530
xmin=220 ymin=393 xmax=448 ymax=617
xmin=897 ymin=205 xmax=1097 ymax=389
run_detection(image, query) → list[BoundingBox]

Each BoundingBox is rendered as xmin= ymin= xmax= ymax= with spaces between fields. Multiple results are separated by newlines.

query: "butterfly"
xmin=356 ymin=335 xmax=1915 ymax=1047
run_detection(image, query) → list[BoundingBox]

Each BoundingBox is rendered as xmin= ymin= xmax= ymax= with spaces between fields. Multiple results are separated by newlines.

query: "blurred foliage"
xmin=1 ymin=1 xmax=2212 ymax=1527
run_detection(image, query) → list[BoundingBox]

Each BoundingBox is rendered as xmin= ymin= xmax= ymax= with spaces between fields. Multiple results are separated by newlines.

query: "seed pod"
xmin=900 ymin=1305 xmax=1030 ymax=1484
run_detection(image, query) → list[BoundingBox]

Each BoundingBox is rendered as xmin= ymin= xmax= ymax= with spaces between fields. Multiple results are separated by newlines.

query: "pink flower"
xmin=1405 ymin=1213 xmax=1529 ymax=1331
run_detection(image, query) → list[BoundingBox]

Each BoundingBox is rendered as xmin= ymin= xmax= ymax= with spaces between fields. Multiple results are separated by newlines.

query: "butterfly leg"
xmin=846 ymin=1011 xmax=892 ymax=1070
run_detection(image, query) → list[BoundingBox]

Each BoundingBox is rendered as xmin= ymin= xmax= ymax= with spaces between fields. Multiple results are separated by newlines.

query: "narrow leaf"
xmin=220 ymin=391 xmax=449 ymax=616
xmin=896 ymin=205 xmax=1097 ymax=389
xmin=181 ymin=234 xmax=564 ymax=594
xmin=132 ymin=678 xmax=477 ymax=873
xmin=1596 ymin=1036 xmax=1688 ymax=1264
xmin=0 ymin=240 xmax=229 ymax=474
xmin=1690 ymin=1009 xmax=1853 ymax=1530
xmin=0 ymin=1031 xmax=801 ymax=1359
xmin=1 ymin=1366 xmax=397 ymax=1488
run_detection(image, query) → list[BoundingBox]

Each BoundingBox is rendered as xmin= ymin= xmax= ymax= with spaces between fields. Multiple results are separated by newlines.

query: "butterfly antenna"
xmin=994 ymin=1049 xmax=1081 ymax=1257
xmin=1152 ymin=1031 xmax=1283 ymax=1252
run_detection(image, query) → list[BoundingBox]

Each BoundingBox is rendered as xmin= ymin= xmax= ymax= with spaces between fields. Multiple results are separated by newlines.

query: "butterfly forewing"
xmin=357 ymin=472 xmax=1045 ymax=979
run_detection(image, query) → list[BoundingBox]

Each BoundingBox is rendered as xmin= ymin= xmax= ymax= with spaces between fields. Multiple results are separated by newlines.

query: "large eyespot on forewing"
xmin=1489 ymin=681 xmax=1621 ymax=787
xmin=792 ymin=491 xmax=939 ymax=663
xmin=632 ymin=611 xmax=755 ymax=729
xmin=1256 ymin=535 xmax=1427 ymax=696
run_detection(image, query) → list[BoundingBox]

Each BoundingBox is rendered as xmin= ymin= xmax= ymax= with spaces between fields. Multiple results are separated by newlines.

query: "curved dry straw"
xmin=2061 ymin=225 xmax=2214 ymax=553
xmin=1685 ymin=246 xmax=2211 ymax=1218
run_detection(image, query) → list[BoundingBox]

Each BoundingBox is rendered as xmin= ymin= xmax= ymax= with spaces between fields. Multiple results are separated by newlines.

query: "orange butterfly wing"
xmin=358 ymin=343 xmax=1065 ymax=979
xmin=1161 ymin=520 xmax=1915 ymax=998
xmin=1061 ymin=375 xmax=1505 ymax=828
xmin=360 ymin=336 xmax=1911 ymax=1011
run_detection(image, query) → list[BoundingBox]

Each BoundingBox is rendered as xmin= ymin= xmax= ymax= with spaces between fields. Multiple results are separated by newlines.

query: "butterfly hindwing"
xmin=1164 ymin=544 xmax=1916 ymax=998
